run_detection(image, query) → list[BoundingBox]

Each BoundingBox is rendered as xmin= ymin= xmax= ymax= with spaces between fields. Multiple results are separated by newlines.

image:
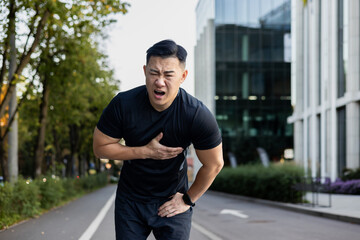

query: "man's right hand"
xmin=143 ymin=132 xmax=183 ymax=160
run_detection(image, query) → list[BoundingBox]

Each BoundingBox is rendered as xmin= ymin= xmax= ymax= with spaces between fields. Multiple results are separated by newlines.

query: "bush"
xmin=77 ymin=172 xmax=107 ymax=191
xmin=35 ymin=176 xmax=64 ymax=210
xmin=13 ymin=177 xmax=41 ymax=217
xmin=210 ymin=163 xmax=304 ymax=203
xmin=0 ymin=173 xmax=109 ymax=230
xmin=327 ymin=178 xmax=360 ymax=194
xmin=341 ymin=168 xmax=360 ymax=181
xmin=0 ymin=182 xmax=19 ymax=228
xmin=0 ymin=177 xmax=41 ymax=229
xmin=62 ymin=178 xmax=81 ymax=200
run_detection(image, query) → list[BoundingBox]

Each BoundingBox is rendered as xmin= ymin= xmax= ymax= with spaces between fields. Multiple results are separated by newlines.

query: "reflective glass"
xmin=235 ymin=0 xmax=248 ymax=25
xmin=248 ymin=0 xmax=261 ymax=27
xmin=213 ymin=0 xmax=292 ymax=163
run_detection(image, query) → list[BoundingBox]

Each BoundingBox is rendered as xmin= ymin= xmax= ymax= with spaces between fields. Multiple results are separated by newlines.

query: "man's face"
xmin=144 ymin=56 xmax=188 ymax=112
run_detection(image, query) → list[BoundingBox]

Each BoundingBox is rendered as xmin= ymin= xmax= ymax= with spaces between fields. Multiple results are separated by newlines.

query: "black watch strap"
xmin=182 ymin=192 xmax=195 ymax=207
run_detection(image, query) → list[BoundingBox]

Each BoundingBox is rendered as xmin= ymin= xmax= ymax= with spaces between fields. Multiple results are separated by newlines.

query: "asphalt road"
xmin=1 ymin=184 xmax=360 ymax=240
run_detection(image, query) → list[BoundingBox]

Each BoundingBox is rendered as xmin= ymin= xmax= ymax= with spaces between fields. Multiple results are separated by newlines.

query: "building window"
xmin=214 ymin=0 xmax=292 ymax=164
xmin=317 ymin=114 xmax=321 ymax=177
xmin=338 ymin=0 xmax=348 ymax=98
xmin=318 ymin=0 xmax=322 ymax=105
xmin=337 ymin=107 xmax=346 ymax=177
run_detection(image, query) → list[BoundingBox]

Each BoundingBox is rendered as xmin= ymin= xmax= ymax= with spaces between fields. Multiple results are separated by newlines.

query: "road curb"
xmin=207 ymin=190 xmax=360 ymax=225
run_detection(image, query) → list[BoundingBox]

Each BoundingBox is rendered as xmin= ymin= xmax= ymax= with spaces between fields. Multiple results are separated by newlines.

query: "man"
xmin=93 ymin=39 xmax=223 ymax=240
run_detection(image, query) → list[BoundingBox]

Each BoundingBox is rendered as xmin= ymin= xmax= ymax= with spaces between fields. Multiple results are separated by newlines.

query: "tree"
xmin=47 ymin=38 xmax=118 ymax=177
xmin=32 ymin=0 xmax=129 ymax=177
xmin=0 ymin=0 xmax=129 ymax=179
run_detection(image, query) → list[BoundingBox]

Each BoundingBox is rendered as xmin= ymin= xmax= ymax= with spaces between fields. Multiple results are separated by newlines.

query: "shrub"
xmin=0 ymin=177 xmax=41 ymax=229
xmin=0 ymin=173 xmax=109 ymax=230
xmin=0 ymin=182 xmax=19 ymax=229
xmin=79 ymin=172 xmax=108 ymax=191
xmin=35 ymin=176 xmax=64 ymax=210
xmin=62 ymin=178 xmax=81 ymax=200
xmin=210 ymin=163 xmax=304 ymax=203
xmin=327 ymin=178 xmax=360 ymax=194
xmin=341 ymin=168 xmax=360 ymax=181
xmin=12 ymin=177 xmax=41 ymax=217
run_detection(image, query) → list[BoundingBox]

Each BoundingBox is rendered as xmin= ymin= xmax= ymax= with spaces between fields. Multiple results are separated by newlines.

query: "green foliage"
xmin=78 ymin=172 xmax=108 ymax=191
xmin=0 ymin=177 xmax=40 ymax=229
xmin=0 ymin=173 xmax=108 ymax=230
xmin=35 ymin=176 xmax=64 ymax=209
xmin=12 ymin=177 xmax=41 ymax=217
xmin=61 ymin=177 xmax=82 ymax=200
xmin=210 ymin=163 xmax=304 ymax=203
xmin=2 ymin=0 xmax=130 ymax=178
xmin=341 ymin=168 xmax=360 ymax=181
xmin=0 ymin=182 xmax=20 ymax=228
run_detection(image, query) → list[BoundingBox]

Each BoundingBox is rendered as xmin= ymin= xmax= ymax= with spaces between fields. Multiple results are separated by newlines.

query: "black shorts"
xmin=115 ymin=194 xmax=193 ymax=240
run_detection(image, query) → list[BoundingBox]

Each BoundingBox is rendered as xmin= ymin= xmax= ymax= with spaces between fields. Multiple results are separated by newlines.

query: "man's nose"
xmin=155 ymin=76 xmax=166 ymax=87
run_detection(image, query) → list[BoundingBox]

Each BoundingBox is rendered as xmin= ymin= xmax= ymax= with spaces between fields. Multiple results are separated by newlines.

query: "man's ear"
xmin=181 ymin=70 xmax=188 ymax=84
xmin=143 ymin=65 xmax=146 ymax=76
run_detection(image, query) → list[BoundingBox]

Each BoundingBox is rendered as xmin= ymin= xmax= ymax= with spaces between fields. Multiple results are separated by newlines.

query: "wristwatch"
xmin=182 ymin=192 xmax=195 ymax=207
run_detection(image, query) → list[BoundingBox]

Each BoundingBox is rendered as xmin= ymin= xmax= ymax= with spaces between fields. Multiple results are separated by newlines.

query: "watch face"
xmin=183 ymin=193 xmax=195 ymax=206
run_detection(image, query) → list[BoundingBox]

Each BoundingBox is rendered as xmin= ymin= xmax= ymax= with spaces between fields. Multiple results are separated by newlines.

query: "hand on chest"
xmin=122 ymin=108 xmax=190 ymax=149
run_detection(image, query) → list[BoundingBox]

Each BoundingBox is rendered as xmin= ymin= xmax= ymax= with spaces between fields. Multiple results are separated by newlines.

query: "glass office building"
xmin=288 ymin=0 xmax=360 ymax=180
xmin=195 ymin=0 xmax=292 ymax=164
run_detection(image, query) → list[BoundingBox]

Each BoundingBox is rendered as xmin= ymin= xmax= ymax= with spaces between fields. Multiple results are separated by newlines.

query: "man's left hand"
xmin=158 ymin=192 xmax=190 ymax=218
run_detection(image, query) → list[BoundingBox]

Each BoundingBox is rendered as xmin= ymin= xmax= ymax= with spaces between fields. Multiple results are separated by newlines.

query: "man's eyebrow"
xmin=149 ymin=69 xmax=175 ymax=74
xmin=149 ymin=68 xmax=160 ymax=73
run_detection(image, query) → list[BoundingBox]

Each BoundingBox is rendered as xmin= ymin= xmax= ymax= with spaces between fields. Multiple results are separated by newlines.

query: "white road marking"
xmin=220 ymin=209 xmax=249 ymax=219
xmin=192 ymin=222 xmax=223 ymax=240
xmin=78 ymin=192 xmax=116 ymax=240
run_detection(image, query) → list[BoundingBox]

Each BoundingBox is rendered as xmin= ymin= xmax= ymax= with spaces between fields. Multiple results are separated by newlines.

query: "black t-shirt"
xmin=97 ymin=85 xmax=222 ymax=202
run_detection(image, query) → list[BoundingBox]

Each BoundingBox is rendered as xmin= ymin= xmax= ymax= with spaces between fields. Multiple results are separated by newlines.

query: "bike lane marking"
xmin=220 ymin=209 xmax=249 ymax=219
xmin=78 ymin=191 xmax=116 ymax=240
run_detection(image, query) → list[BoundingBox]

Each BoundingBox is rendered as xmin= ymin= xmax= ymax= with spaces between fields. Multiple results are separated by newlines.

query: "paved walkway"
xmin=210 ymin=191 xmax=360 ymax=225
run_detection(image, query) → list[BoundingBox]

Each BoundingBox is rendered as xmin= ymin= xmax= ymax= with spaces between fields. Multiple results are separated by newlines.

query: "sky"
xmin=104 ymin=0 xmax=199 ymax=95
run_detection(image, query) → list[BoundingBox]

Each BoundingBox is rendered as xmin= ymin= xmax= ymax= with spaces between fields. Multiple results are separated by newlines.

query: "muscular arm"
xmin=92 ymin=127 xmax=183 ymax=160
xmin=158 ymin=143 xmax=223 ymax=217
xmin=187 ymin=143 xmax=224 ymax=202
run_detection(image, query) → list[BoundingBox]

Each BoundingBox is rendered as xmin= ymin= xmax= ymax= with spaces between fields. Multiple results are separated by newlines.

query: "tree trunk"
xmin=67 ymin=124 xmax=80 ymax=177
xmin=52 ymin=128 xmax=62 ymax=163
xmin=0 ymin=139 xmax=8 ymax=181
xmin=34 ymin=76 xmax=50 ymax=177
xmin=0 ymin=0 xmax=14 ymax=88
xmin=7 ymin=0 xmax=18 ymax=183
xmin=0 ymin=10 xmax=50 ymax=118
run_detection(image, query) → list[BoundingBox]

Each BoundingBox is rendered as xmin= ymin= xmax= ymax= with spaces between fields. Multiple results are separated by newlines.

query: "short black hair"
xmin=146 ymin=39 xmax=187 ymax=65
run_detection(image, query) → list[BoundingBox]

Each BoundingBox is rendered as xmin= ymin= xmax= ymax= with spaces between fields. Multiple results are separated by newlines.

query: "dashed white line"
xmin=220 ymin=209 xmax=249 ymax=219
xmin=78 ymin=192 xmax=116 ymax=240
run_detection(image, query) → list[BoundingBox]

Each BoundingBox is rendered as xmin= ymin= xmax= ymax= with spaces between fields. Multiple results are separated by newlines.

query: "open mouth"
xmin=154 ymin=90 xmax=165 ymax=97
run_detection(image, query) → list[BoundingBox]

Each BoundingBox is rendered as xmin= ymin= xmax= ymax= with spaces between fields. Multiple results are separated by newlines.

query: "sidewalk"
xmin=210 ymin=191 xmax=360 ymax=225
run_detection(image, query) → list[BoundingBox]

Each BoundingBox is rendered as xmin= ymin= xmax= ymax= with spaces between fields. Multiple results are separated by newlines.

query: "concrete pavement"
xmin=209 ymin=191 xmax=360 ymax=225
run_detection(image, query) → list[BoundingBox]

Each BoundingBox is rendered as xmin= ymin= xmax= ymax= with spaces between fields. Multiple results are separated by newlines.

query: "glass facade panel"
xmin=337 ymin=107 xmax=346 ymax=176
xmin=318 ymin=0 xmax=322 ymax=105
xmin=248 ymin=0 xmax=261 ymax=27
xmin=317 ymin=114 xmax=321 ymax=178
xmin=260 ymin=0 xmax=273 ymax=18
xmin=215 ymin=0 xmax=292 ymax=164
xmin=235 ymin=0 xmax=248 ymax=25
xmin=338 ymin=0 xmax=347 ymax=97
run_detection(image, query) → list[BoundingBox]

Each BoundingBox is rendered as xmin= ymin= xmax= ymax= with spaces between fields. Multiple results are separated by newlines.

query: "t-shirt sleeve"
xmin=96 ymin=94 xmax=123 ymax=139
xmin=190 ymin=104 xmax=222 ymax=150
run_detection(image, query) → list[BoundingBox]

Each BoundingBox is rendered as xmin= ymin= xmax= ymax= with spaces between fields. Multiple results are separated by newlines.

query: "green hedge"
xmin=0 ymin=173 xmax=108 ymax=229
xmin=210 ymin=163 xmax=304 ymax=203
xmin=341 ymin=168 xmax=360 ymax=181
